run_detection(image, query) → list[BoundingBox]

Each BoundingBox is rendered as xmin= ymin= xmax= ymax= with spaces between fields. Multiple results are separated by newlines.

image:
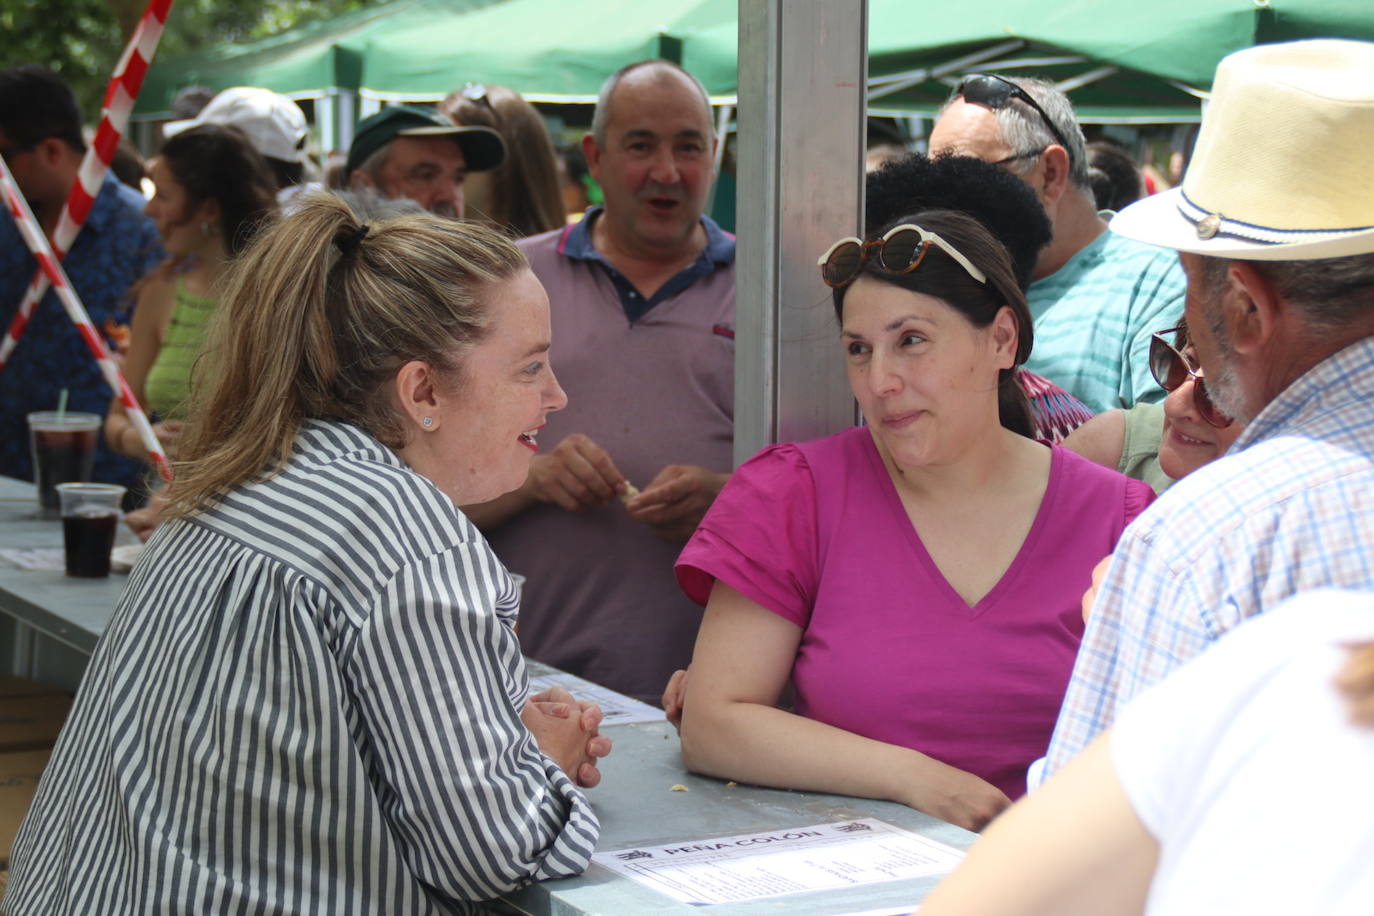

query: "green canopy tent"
xmin=641 ymin=0 xmax=1374 ymax=122
xmin=132 ymin=0 xmax=504 ymax=149
xmin=862 ymin=0 xmax=1374 ymax=121
xmin=136 ymin=0 xmax=1374 ymax=145
xmin=135 ymin=0 xmax=737 ymax=149
xmin=354 ymin=0 xmax=737 ymax=103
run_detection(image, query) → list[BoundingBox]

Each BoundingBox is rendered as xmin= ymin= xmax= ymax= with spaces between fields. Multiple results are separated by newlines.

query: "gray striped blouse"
xmin=3 ymin=420 xmax=599 ymax=914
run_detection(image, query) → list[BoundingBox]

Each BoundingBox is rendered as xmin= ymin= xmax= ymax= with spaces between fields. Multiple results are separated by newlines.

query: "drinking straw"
xmin=0 ymin=0 xmax=175 ymax=374
xmin=56 ymin=389 xmax=68 ymax=418
xmin=0 ymin=156 xmax=171 ymax=482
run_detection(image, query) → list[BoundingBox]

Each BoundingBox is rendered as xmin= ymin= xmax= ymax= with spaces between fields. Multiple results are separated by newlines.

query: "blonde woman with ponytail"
xmin=4 ymin=193 xmax=610 ymax=913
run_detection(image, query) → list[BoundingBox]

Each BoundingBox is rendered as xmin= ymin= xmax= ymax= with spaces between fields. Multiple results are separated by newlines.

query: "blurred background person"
xmin=1065 ymin=320 xmax=1243 ymax=493
xmin=557 ymin=143 xmax=596 ymax=223
xmin=344 ymin=104 xmax=504 ymax=218
xmin=1086 ymin=138 xmax=1145 ymax=213
xmin=0 ymin=65 xmax=163 ymax=495
xmin=167 ymin=84 xmax=215 ymax=122
xmin=104 ymin=124 xmax=278 ymax=467
xmin=163 ymin=86 xmax=313 ymax=202
xmin=440 ymin=83 xmax=565 ymax=237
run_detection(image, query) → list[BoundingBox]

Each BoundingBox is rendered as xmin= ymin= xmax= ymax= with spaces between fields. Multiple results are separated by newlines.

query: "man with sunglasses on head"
xmin=1039 ymin=38 xmax=1374 ymax=782
xmin=928 ymin=74 xmax=1185 ymax=414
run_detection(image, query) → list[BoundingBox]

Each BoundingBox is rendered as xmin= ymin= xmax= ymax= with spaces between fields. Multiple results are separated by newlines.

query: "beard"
xmin=1203 ymin=353 xmax=1252 ymax=426
xmin=1199 ymin=301 xmax=1253 ymax=425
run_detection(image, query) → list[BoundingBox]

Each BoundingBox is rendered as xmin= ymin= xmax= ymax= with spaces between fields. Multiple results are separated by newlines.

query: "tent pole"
xmin=735 ymin=0 xmax=866 ymax=464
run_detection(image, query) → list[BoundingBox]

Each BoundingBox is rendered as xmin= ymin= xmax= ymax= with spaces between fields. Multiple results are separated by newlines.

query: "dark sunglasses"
xmin=1148 ymin=326 xmax=1233 ymax=428
xmin=818 ymin=223 xmax=987 ymax=289
xmin=958 ymin=74 xmax=1074 ymax=166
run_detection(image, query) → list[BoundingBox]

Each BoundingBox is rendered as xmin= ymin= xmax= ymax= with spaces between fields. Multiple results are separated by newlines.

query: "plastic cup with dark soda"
xmin=56 ymin=483 xmax=125 ymax=578
xmin=27 ymin=411 xmax=101 ymax=519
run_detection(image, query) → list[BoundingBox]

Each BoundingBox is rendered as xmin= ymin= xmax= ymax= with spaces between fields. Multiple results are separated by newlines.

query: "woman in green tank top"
xmin=105 ymin=124 xmax=277 ymax=465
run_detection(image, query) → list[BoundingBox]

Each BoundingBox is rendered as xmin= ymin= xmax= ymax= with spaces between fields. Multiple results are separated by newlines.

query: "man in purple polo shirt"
xmin=466 ymin=60 xmax=735 ymax=704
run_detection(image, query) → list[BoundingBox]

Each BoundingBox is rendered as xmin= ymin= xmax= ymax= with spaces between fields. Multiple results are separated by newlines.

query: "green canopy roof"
xmin=136 ymin=0 xmax=736 ymax=113
xmin=138 ymin=0 xmax=1374 ymax=121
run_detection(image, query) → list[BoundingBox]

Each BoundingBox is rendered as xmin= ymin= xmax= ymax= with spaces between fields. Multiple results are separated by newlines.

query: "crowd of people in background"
xmin=1 ymin=33 xmax=1373 ymax=914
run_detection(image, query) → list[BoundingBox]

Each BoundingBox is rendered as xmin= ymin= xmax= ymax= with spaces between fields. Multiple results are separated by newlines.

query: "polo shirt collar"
xmin=557 ymin=206 xmax=736 ymax=266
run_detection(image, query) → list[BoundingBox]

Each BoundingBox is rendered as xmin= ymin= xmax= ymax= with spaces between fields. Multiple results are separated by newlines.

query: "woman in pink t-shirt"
xmin=674 ymin=210 xmax=1153 ymax=832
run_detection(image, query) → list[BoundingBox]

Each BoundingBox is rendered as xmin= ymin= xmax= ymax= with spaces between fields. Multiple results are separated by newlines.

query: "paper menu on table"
xmin=526 ymin=669 xmax=665 ymax=726
xmin=591 ymin=818 xmax=960 ymax=906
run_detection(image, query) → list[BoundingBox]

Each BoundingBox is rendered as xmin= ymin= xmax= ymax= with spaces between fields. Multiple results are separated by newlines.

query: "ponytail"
xmin=165 ymin=192 xmax=526 ymax=517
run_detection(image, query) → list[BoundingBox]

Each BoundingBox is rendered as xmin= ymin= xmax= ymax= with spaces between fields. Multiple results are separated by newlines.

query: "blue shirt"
xmin=1043 ymin=334 xmax=1374 ymax=776
xmin=0 ymin=175 xmax=163 ymax=491
xmin=1024 ymin=222 xmax=1185 ymax=412
xmin=557 ymin=206 xmax=735 ymax=322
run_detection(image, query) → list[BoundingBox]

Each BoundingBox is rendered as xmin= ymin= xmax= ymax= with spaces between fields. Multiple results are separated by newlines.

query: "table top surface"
xmin=0 ymin=476 xmax=973 ymax=913
xmin=0 ymin=477 xmax=132 ymax=653
xmin=505 ymin=714 xmax=974 ymax=915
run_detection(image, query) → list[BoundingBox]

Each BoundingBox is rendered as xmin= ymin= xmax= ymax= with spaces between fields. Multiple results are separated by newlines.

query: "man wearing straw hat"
xmin=0 ymin=65 xmax=162 ymax=493
xmin=1042 ymin=38 xmax=1374 ymax=778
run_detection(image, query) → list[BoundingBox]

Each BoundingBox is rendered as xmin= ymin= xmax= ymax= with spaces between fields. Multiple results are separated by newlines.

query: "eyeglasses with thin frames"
xmin=1149 ymin=325 xmax=1233 ymax=428
xmin=817 ymin=223 xmax=988 ymax=289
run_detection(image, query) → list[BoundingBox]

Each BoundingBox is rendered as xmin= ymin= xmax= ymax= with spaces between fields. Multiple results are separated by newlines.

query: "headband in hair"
xmin=337 ymin=223 xmax=370 ymax=255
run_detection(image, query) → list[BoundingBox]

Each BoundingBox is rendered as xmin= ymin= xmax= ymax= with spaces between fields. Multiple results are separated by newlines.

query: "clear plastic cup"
xmin=56 ymin=483 xmax=125 ymax=578
xmin=28 ymin=411 xmax=101 ymax=518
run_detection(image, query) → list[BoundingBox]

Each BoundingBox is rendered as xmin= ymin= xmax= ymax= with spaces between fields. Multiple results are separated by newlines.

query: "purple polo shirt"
xmin=484 ymin=209 xmax=736 ymax=703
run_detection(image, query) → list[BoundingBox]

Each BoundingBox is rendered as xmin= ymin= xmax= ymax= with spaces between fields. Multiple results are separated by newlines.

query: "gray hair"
xmin=352 ymin=144 xmax=391 ymax=187
xmin=590 ymin=60 xmax=714 ymax=147
xmin=946 ymin=76 xmax=1090 ymax=190
xmin=1199 ymin=251 xmax=1374 ymax=332
xmin=334 ymin=186 xmax=425 ymax=221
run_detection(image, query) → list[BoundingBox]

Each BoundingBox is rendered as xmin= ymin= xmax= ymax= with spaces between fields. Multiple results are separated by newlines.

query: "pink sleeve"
xmin=675 ymin=443 xmax=819 ymax=628
xmin=1122 ymin=476 xmax=1156 ymax=526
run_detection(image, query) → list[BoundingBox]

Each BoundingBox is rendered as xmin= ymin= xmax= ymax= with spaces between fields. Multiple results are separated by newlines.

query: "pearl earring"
xmin=422 ymin=417 xmax=434 ymax=428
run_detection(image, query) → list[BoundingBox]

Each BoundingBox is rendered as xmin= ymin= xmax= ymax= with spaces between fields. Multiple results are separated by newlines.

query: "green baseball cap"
xmin=345 ymin=104 xmax=505 ymax=175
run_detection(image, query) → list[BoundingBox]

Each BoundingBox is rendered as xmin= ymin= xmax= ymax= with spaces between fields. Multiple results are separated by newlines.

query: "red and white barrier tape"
xmin=0 ymin=0 xmax=174 ymax=371
xmin=0 ymin=156 xmax=172 ymax=482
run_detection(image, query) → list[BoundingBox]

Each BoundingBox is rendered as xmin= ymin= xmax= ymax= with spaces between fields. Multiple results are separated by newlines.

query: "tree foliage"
xmin=0 ymin=0 xmax=372 ymax=120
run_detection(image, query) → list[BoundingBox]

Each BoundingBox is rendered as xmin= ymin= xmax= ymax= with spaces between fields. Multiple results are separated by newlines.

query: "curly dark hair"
xmin=160 ymin=124 xmax=279 ymax=256
xmin=865 ymin=153 xmax=1052 ymax=290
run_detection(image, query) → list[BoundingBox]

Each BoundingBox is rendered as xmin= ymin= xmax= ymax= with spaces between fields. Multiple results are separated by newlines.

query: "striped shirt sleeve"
xmin=346 ymin=541 xmax=599 ymax=901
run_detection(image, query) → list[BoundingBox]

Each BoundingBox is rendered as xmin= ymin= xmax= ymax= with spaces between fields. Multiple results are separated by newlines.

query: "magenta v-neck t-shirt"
xmin=677 ymin=427 xmax=1154 ymax=798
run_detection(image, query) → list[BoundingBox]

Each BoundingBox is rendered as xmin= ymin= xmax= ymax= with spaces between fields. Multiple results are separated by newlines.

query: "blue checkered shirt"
xmin=1043 ymin=334 xmax=1374 ymax=776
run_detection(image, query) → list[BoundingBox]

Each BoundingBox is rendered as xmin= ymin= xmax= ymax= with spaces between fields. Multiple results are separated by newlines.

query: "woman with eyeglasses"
xmin=1064 ymin=321 xmax=1243 ymax=493
xmin=440 ymin=84 xmax=566 ymax=237
xmin=671 ymin=210 xmax=1154 ymax=831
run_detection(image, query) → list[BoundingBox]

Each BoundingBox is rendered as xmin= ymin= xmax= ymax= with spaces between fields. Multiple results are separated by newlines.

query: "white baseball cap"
xmin=164 ymin=86 xmax=309 ymax=164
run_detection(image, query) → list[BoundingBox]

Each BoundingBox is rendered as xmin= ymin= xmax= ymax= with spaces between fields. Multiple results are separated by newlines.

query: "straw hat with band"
xmin=165 ymin=87 xmax=310 ymax=164
xmin=345 ymin=105 xmax=506 ymax=176
xmin=1111 ymin=38 xmax=1374 ymax=262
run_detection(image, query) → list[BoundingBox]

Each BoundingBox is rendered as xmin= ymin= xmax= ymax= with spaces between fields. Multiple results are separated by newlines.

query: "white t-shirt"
xmin=1112 ymin=589 xmax=1374 ymax=916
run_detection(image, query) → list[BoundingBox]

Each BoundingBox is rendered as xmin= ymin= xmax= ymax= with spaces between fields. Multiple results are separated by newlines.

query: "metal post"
xmin=734 ymin=0 xmax=866 ymax=465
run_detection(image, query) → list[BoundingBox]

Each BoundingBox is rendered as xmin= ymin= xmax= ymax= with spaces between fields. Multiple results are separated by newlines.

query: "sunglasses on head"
xmin=818 ymin=223 xmax=988 ymax=289
xmin=957 ymin=74 xmax=1074 ymax=166
xmin=461 ymin=83 xmax=492 ymax=108
xmin=1149 ymin=326 xmax=1233 ymax=428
